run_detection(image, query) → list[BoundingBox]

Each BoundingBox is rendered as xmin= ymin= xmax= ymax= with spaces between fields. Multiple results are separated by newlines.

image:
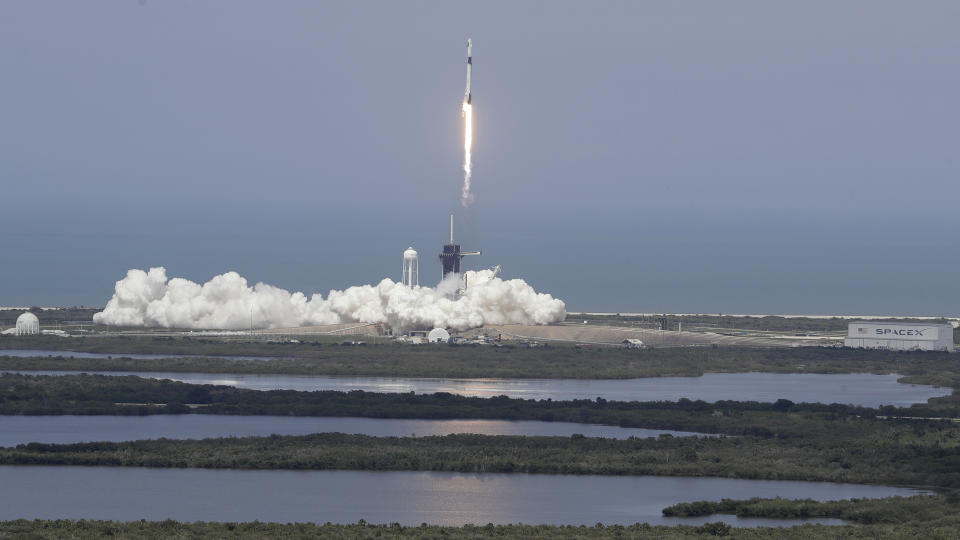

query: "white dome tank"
xmin=428 ymin=327 xmax=450 ymax=343
xmin=15 ymin=312 xmax=40 ymax=336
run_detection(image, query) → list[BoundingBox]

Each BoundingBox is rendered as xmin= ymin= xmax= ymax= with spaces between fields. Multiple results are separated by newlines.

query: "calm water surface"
xmin=6 ymin=370 xmax=948 ymax=407
xmin=0 ymin=466 xmax=925 ymax=527
xmin=0 ymin=415 xmax=706 ymax=447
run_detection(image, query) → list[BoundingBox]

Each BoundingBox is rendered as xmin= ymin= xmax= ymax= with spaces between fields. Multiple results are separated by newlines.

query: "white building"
xmin=844 ymin=321 xmax=953 ymax=352
xmin=15 ymin=312 xmax=40 ymax=336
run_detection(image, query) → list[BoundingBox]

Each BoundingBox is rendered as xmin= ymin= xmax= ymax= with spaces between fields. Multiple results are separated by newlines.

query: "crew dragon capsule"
xmin=463 ymin=38 xmax=472 ymax=104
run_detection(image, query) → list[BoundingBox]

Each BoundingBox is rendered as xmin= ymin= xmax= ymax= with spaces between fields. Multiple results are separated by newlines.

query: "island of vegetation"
xmin=661 ymin=494 xmax=957 ymax=524
xmin=1 ymin=372 xmax=958 ymax=429
xmin=2 ymin=373 xmax=960 ymax=488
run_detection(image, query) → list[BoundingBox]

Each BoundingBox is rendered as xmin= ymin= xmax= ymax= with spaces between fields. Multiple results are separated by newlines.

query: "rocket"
xmin=463 ymin=38 xmax=472 ymax=104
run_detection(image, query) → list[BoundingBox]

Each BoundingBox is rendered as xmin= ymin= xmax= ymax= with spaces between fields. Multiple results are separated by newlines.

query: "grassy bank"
xmin=3 ymin=336 xmax=960 ymax=381
xmin=5 ymin=518 xmax=958 ymax=539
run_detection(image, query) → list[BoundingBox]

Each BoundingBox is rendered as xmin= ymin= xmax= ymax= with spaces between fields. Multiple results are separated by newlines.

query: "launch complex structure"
xmin=439 ymin=214 xmax=480 ymax=281
xmin=440 ymin=38 xmax=480 ymax=281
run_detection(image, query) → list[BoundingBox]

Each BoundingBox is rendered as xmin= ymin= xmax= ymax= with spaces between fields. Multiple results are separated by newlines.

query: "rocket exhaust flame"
xmin=461 ymin=101 xmax=473 ymax=207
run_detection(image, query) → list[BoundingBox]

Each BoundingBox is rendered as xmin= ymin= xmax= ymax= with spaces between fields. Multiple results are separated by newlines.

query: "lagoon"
xmin=0 ymin=415 xmax=706 ymax=447
xmin=0 ymin=466 xmax=925 ymax=527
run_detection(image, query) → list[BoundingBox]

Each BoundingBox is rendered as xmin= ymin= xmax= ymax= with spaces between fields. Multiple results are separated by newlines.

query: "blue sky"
xmin=1 ymin=1 xmax=958 ymax=314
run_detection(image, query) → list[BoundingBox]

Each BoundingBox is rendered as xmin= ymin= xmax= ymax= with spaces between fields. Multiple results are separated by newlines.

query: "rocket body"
xmin=460 ymin=38 xmax=474 ymax=207
xmin=464 ymin=38 xmax=472 ymax=104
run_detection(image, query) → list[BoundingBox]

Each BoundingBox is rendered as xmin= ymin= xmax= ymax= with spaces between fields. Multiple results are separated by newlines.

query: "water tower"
xmin=402 ymin=247 xmax=419 ymax=288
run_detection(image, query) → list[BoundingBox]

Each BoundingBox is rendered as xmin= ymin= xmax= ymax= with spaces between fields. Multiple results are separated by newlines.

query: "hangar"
xmin=844 ymin=321 xmax=953 ymax=352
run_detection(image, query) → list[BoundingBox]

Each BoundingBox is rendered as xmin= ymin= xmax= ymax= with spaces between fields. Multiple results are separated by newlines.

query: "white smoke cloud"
xmin=93 ymin=267 xmax=566 ymax=331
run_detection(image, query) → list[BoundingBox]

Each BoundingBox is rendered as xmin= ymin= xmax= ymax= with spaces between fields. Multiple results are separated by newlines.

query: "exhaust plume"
xmin=461 ymin=101 xmax=474 ymax=207
xmin=93 ymin=267 xmax=566 ymax=331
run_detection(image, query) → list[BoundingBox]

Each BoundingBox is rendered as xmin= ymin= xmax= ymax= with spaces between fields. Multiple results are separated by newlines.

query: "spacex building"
xmin=844 ymin=321 xmax=954 ymax=352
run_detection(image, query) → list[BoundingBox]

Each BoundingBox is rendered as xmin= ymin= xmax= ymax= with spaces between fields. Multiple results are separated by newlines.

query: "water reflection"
xmin=0 ymin=466 xmax=925 ymax=526
xmin=0 ymin=415 xmax=708 ymax=447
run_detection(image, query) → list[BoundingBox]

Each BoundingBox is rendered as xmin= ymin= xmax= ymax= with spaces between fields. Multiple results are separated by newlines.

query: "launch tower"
xmin=439 ymin=214 xmax=480 ymax=280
